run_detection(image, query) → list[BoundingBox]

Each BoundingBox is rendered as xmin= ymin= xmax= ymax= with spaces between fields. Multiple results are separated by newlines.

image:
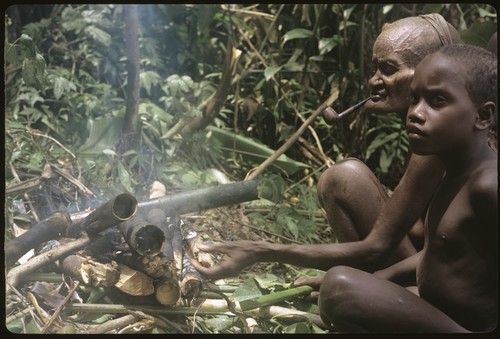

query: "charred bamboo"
xmin=180 ymin=254 xmax=203 ymax=304
xmin=179 ymin=218 xmax=214 ymax=268
xmin=151 ymin=212 xmax=184 ymax=284
xmin=67 ymin=193 xmax=138 ymax=238
xmin=61 ymin=254 xmax=120 ymax=287
xmin=5 ymin=212 xmax=71 ymax=266
xmin=138 ymin=180 xmax=261 ymax=216
xmin=120 ymin=216 xmax=165 ymax=256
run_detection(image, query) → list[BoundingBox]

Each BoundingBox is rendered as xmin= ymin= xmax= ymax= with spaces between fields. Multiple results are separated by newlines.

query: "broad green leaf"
xmin=284 ymin=322 xmax=312 ymax=334
xmin=85 ymin=25 xmax=111 ymax=45
xmin=460 ymin=21 xmax=497 ymax=47
xmin=207 ymin=126 xmax=309 ymax=176
xmin=139 ymin=102 xmax=174 ymax=124
xmin=318 ymin=37 xmax=339 ymax=55
xmin=282 ymin=28 xmax=313 ymax=45
xmin=365 ymin=131 xmax=400 ymax=160
xmin=204 ymin=315 xmax=237 ymax=332
xmin=117 ymin=161 xmax=133 ymax=192
xmin=78 ymin=116 xmax=124 ymax=155
xmin=264 ymin=65 xmax=282 ymax=81
xmin=233 ymin=278 xmax=263 ymax=302
xmin=53 ymin=76 xmax=76 ymax=100
xmin=140 ymin=71 xmax=162 ymax=96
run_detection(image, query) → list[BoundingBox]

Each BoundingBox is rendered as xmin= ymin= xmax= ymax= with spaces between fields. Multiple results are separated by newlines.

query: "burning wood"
xmin=114 ymin=263 xmax=155 ymax=296
xmin=6 ymin=180 xmax=264 ymax=318
xmin=61 ymin=254 xmax=120 ymax=287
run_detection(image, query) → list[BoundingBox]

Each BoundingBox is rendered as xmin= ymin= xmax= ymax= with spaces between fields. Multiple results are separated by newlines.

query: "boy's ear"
xmin=475 ymin=101 xmax=496 ymax=130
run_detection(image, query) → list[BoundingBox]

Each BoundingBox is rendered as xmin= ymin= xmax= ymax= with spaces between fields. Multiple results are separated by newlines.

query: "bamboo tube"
xmin=154 ymin=275 xmax=181 ymax=306
xmin=120 ymin=216 xmax=165 ymax=256
xmin=67 ymin=193 xmax=138 ymax=237
xmin=138 ymin=180 xmax=261 ymax=216
xmin=5 ymin=212 xmax=71 ymax=266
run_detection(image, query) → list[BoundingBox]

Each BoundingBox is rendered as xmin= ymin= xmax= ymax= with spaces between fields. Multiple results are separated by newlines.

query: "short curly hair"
xmin=437 ymin=44 xmax=497 ymax=108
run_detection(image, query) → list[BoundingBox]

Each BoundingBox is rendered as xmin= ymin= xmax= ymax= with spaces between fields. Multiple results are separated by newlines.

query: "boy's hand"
xmin=293 ymin=275 xmax=323 ymax=300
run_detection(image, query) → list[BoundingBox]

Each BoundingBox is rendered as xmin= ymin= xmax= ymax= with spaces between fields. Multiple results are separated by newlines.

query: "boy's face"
xmin=406 ymin=53 xmax=477 ymax=156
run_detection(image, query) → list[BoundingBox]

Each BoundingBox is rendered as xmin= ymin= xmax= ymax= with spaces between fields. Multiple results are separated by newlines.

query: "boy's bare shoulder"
xmin=469 ymin=158 xmax=497 ymax=209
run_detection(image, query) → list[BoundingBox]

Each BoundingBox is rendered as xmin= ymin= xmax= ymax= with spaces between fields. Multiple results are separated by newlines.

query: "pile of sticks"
xmin=6 ymin=180 xmax=261 ymax=304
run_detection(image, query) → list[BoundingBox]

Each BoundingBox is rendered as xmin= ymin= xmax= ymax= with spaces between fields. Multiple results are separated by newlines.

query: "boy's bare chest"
xmin=425 ymin=177 xmax=473 ymax=242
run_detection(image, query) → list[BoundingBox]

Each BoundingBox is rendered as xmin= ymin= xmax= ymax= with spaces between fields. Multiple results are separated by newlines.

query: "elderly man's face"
xmin=365 ymin=28 xmax=417 ymax=118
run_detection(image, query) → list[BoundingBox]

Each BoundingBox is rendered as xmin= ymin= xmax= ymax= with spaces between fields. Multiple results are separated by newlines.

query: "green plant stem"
xmin=64 ymin=299 xmax=326 ymax=329
xmin=238 ymin=285 xmax=313 ymax=311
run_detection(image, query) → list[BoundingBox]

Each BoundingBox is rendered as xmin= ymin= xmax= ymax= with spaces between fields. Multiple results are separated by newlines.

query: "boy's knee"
xmin=319 ymin=266 xmax=359 ymax=328
xmin=322 ymin=265 xmax=358 ymax=292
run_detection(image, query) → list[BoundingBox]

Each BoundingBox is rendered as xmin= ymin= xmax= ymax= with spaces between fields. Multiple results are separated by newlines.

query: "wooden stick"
xmin=6 ymin=235 xmax=91 ymax=294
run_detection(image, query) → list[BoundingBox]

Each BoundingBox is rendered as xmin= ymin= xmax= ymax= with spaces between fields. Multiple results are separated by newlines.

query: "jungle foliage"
xmin=4 ymin=4 xmax=497 ymax=334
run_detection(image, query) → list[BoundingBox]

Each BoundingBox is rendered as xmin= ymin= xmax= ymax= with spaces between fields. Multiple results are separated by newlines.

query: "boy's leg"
xmin=319 ymin=266 xmax=468 ymax=333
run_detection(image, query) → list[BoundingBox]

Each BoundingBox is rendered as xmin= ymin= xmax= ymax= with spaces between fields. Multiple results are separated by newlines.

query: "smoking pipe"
xmin=322 ymin=97 xmax=371 ymax=125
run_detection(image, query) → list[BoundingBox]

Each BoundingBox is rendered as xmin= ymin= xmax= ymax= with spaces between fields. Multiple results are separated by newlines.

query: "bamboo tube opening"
xmin=112 ymin=193 xmax=138 ymax=220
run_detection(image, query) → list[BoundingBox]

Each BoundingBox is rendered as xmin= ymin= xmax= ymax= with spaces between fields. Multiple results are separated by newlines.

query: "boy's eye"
xmin=430 ymin=95 xmax=447 ymax=107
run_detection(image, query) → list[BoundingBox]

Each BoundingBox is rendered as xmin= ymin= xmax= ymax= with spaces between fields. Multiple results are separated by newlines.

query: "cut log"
xmin=115 ymin=263 xmax=155 ymax=296
xmin=116 ymin=252 xmax=173 ymax=279
xmin=61 ymin=254 xmax=120 ymax=287
xmin=154 ymin=275 xmax=181 ymax=306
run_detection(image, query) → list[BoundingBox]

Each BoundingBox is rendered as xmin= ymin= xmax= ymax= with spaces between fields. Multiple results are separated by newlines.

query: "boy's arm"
xmin=193 ymin=154 xmax=445 ymax=280
xmin=373 ymin=251 xmax=421 ymax=285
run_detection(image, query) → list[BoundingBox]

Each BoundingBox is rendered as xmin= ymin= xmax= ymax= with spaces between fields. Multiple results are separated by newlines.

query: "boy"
xmin=317 ymin=44 xmax=497 ymax=332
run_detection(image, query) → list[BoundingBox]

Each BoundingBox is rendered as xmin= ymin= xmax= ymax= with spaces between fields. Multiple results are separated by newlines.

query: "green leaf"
xmin=6 ymin=44 xmax=19 ymax=65
xmin=365 ymin=131 xmax=400 ymax=160
xmin=117 ymin=161 xmax=133 ymax=192
xmin=264 ymin=65 xmax=282 ymax=82
xmin=22 ymin=59 xmax=36 ymax=86
xmin=140 ymin=71 xmax=162 ymax=96
xmin=284 ymin=322 xmax=312 ymax=334
xmin=53 ymin=76 xmax=76 ymax=100
xmin=206 ymin=126 xmax=309 ymax=176
xmin=282 ymin=28 xmax=313 ymax=45
xmin=233 ymin=278 xmax=263 ymax=302
xmin=318 ymin=37 xmax=339 ymax=55
xmin=257 ymin=175 xmax=285 ymax=202
xmin=78 ymin=116 xmax=124 ymax=155
xmin=85 ymin=25 xmax=111 ymax=45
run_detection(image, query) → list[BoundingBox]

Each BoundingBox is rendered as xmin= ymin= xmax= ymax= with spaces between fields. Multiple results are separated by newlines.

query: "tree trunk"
xmin=120 ymin=4 xmax=140 ymax=144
